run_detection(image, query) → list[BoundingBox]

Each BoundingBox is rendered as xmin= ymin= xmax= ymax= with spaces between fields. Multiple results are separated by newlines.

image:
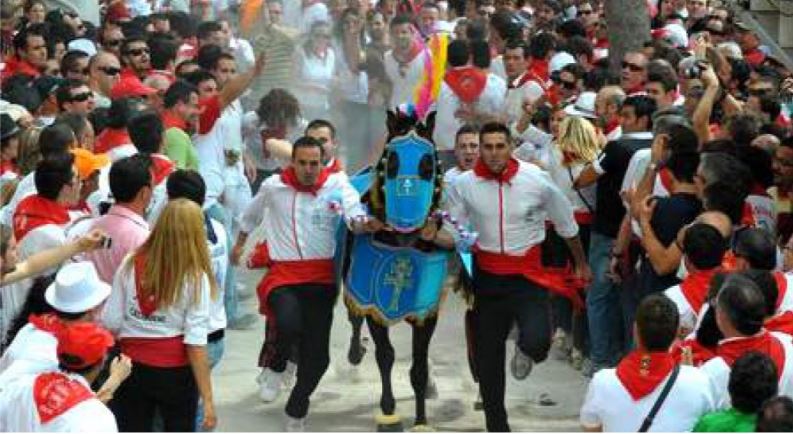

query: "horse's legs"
xmin=409 ymin=316 xmax=438 ymax=427
xmin=347 ymin=310 xmax=366 ymax=365
xmin=366 ymin=316 xmax=396 ymax=416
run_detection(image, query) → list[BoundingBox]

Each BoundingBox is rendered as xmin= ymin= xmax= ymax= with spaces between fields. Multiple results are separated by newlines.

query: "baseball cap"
xmin=71 ymin=148 xmax=111 ymax=180
xmin=110 ymin=76 xmax=157 ymax=99
xmin=56 ymin=321 xmax=115 ymax=370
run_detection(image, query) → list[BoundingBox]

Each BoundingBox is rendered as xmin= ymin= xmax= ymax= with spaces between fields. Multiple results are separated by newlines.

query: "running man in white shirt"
xmin=444 ymin=122 xmax=591 ymax=431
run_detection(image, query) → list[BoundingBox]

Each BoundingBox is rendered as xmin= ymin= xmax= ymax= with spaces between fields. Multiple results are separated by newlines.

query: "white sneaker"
xmin=283 ymin=361 xmax=297 ymax=389
xmin=285 ymin=416 xmax=306 ymax=432
xmin=258 ymin=368 xmax=283 ymax=402
xmin=510 ymin=345 xmax=533 ymax=380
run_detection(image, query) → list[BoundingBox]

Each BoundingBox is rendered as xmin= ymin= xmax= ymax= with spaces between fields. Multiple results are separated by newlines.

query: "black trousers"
xmin=472 ymin=268 xmax=552 ymax=432
xmin=113 ymin=363 xmax=198 ymax=432
xmin=267 ymin=283 xmax=338 ymax=419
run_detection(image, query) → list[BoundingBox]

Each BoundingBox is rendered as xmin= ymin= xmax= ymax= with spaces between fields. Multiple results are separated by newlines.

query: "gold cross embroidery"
xmin=384 ymin=256 xmax=413 ymax=313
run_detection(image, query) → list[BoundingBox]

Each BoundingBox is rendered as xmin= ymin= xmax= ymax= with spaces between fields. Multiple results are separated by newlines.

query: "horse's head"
xmin=370 ymin=108 xmax=442 ymax=233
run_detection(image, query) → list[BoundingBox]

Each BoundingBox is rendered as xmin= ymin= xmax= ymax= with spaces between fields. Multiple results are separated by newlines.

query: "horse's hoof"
xmin=376 ymin=414 xmax=403 ymax=432
xmin=409 ymin=424 xmax=435 ymax=432
xmin=347 ymin=338 xmax=367 ymax=366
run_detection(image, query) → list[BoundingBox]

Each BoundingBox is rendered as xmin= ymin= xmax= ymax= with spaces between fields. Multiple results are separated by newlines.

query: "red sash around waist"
xmin=256 ymin=259 xmax=335 ymax=316
xmin=474 ymin=246 xmax=585 ymax=309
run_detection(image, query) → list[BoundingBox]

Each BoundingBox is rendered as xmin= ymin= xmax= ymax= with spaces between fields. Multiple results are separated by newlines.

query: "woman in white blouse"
xmin=293 ymin=20 xmax=337 ymax=123
xmin=104 ymin=199 xmax=218 ymax=431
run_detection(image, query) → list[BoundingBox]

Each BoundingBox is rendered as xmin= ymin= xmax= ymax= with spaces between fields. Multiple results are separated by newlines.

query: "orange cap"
xmin=71 ymin=148 xmax=110 ymax=180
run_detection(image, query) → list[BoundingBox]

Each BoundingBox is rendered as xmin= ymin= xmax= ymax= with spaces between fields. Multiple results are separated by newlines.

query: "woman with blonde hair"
xmin=546 ymin=115 xmax=601 ymax=371
xmin=104 ymin=198 xmax=218 ymax=431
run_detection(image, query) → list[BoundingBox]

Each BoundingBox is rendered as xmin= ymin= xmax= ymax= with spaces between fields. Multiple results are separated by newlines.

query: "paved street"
xmin=213 ymin=269 xmax=588 ymax=432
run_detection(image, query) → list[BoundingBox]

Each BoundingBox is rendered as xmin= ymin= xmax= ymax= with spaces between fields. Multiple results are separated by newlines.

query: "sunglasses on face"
xmin=98 ymin=66 xmax=121 ymax=76
xmin=125 ymin=47 xmax=150 ymax=57
xmin=622 ymin=61 xmax=645 ymax=72
xmin=69 ymin=91 xmax=93 ymax=102
xmin=560 ymin=80 xmax=578 ymax=90
xmin=104 ymin=39 xmax=122 ymax=47
xmin=706 ymin=27 xmax=725 ymax=36
xmin=578 ymin=9 xmax=593 ymax=16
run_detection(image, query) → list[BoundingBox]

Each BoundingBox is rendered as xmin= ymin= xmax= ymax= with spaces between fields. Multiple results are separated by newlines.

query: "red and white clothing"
xmin=434 ymin=69 xmax=506 ymax=151
xmin=445 ymin=158 xmax=579 ymax=254
xmin=384 ymin=47 xmax=428 ymax=110
xmin=94 ymin=128 xmax=135 ymax=162
xmin=699 ymin=331 xmax=793 ymax=409
xmin=746 ymin=186 xmax=777 ymax=236
xmin=504 ymin=72 xmax=546 ymax=125
xmin=193 ymin=97 xmax=251 ymax=217
xmin=0 ymin=315 xmax=60 ymax=383
xmin=444 ymin=158 xmax=583 ymax=305
xmin=1 ymin=197 xmax=71 ymax=343
xmin=664 ymin=268 xmax=721 ymax=334
xmin=102 ymin=257 xmax=211 ymax=367
xmin=547 ymin=149 xmax=597 ymax=223
xmin=248 ymin=168 xmax=365 ymax=314
xmin=0 ymin=371 xmax=117 ymax=432
xmin=580 ymin=352 xmax=714 ymax=431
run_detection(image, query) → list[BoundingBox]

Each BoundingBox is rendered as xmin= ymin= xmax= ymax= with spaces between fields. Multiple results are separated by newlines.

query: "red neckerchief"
xmin=528 ymin=58 xmax=550 ymax=83
xmin=722 ymin=250 xmax=738 ymax=271
xmin=766 ymin=311 xmax=793 ymax=336
xmin=28 ymin=313 xmax=64 ymax=336
xmin=604 ymin=118 xmax=621 ymax=136
xmin=4 ymin=58 xmax=41 ymax=79
xmin=0 ymin=159 xmax=19 ymax=176
xmin=680 ymin=268 xmax=721 ymax=316
xmin=659 ymin=167 xmax=673 ymax=192
xmin=444 ymin=66 xmax=488 ymax=104
xmin=672 ymin=337 xmax=717 ymax=367
xmin=393 ymin=38 xmax=424 ymax=67
xmin=562 ymin=151 xmax=579 ymax=165
xmin=68 ymin=200 xmax=91 ymax=214
xmin=615 ymin=350 xmax=677 ymax=400
xmin=774 ymin=272 xmax=789 ymax=312
xmin=627 ymin=83 xmax=646 ymax=95
xmin=473 ymin=157 xmax=519 ymax=184
xmin=741 ymin=202 xmax=757 ymax=228
xmin=94 ymin=128 xmax=131 ymax=154
xmin=326 ymin=158 xmax=343 ymax=174
xmin=150 ymin=154 xmax=175 ymax=185
xmin=34 ymin=372 xmax=94 ymax=423
xmin=718 ymin=331 xmax=785 ymax=378
xmin=162 ymin=110 xmax=188 ymax=131
xmin=13 ymin=195 xmax=71 ymax=240
xmin=133 ymin=254 xmax=158 ymax=317
xmin=594 ymin=38 xmax=609 ymax=49
xmin=744 ymin=48 xmax=766 ymax=67
xmin=509 ymin=71 xmax=533 ymax=89
xmin=280 ymin=166 xmax=331 ymax=195
xmin=119 ymin=67 xmax=144 ymax=81
xmin=751 ymin=182 xmax=770 ymax=197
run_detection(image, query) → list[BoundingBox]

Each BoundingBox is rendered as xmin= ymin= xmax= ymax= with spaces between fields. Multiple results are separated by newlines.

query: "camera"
xmin=684 ymin=64 xmax=702 ymax=79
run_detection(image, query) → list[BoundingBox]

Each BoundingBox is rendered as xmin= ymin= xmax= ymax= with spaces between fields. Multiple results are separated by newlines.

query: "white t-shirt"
xmin=580 ymin=365 xmax=715 ymax=432
xmin=433 ymin=73 xmax=507 ymax=151
xmin=384 ymin=49 xmax=427 ymax=110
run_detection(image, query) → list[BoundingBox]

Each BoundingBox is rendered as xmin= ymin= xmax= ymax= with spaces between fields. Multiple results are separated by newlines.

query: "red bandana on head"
xmin=473 ymin=158 xmax=519 ymax=184
xmin=615 ymin=350 xmax=677 ymax=400
xmin=680 ymin=268 xmax=721 ymax=316
xmin=718 ymin=331 xmax=785 ymax=378
xmin=13 ymin=195 xmax=71 ymax=240
xmin=444 ymin=66 xmax=488 ymax=104
xmin=280 ymin=166 xmax=331 ymax=195
xmin=34 ymin=372 xmax=94 ymax=423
